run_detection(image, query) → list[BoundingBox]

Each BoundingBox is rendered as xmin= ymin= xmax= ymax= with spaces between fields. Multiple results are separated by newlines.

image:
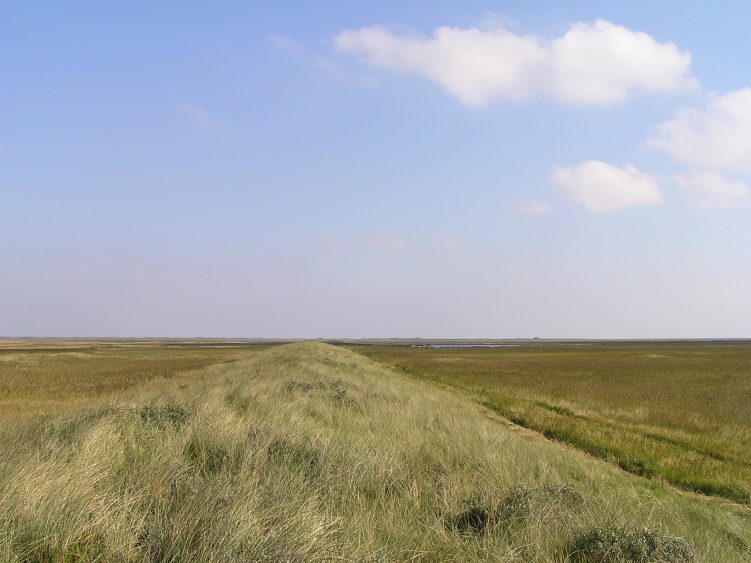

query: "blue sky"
xmin=2 ymin=1 xmax=750 ymax=338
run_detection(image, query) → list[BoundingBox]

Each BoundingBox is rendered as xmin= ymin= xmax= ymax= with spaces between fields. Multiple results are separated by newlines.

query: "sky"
xmin=2 ymin=1 xmax=750 ymax=338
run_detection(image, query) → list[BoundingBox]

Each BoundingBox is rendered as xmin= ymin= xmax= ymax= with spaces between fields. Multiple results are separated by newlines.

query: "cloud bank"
xmin=552 ymin=161 xmax=664 ymax=213
xmin=334 ymin=19 xmax=696 ymax=107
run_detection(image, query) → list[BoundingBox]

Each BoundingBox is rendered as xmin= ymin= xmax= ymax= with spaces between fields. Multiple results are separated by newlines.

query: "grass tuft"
xmin=450 ymin=483 xmax=586 ymax=537
xmin=139 ymin=403 xmax=191 ymax=429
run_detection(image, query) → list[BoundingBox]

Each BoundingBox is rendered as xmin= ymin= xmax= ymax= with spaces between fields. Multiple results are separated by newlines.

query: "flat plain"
xmin=0 ymin=340 xmax=749 ymax=561
xmin=0 ymin=340 xmax=271 ymax=422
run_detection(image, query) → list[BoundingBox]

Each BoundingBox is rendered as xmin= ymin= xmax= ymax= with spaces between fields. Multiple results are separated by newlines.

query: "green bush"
xmin=569 ymin=524 xmax=695 ymax=562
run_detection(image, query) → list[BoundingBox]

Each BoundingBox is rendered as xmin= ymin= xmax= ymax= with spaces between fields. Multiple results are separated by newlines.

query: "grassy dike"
xmin=0 ymin=342 xmax=749 ymax=561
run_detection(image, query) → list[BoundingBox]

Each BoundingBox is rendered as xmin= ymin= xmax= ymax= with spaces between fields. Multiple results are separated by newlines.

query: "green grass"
xmin=348 ymin=343 xmax=751 ymax=504
xmin=0 ymin=342 xmax=749 ymax=561
xmin=0 ymin=341 xmax=269 ymax=422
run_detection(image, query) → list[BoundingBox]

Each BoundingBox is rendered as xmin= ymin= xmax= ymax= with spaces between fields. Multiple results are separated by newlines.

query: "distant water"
xmin=410 ymin=344 xmax=523 ymax=348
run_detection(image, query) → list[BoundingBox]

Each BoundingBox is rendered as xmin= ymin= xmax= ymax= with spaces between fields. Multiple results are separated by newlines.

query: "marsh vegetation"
xmin=0 ymin=342 xmax=749 ymax=560
xmin=351 ymin=343 xmax=751 ymax=504
xmin=0 ymin=341 xmax=268 ymax=422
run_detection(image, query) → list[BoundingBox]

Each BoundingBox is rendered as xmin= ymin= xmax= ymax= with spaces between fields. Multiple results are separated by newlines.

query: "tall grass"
xmin=0 ymin=343 xmax=749 ymax=561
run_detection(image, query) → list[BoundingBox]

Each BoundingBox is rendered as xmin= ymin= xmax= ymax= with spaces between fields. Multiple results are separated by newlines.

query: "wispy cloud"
xmin=514 ymin=200 xmax=551 ymax=215
xmin=267 ymin=33 xmax=305 ymax=56
xmin=676 ymin=171 xmax=749 ymax=209
xmin=371 ymin=233 xmax=410 ymax=253
xmin=321 ymin=235 xmax=346 ymax=253
xmin=268 ymin=33 xmax=378 ymax=87
xmin=174 ymin=102 xmax=237 ymax=136
xmin=480 ymin=12 xmax=521 ymax=31
xmin=440 ymin=232 xmax=459 ymax=250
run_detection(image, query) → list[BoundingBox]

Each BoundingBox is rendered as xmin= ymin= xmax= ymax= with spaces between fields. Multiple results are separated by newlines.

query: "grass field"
xmin=0 ymin=341 xmax=750 ymax=561
xmin=0 ymin=340 xmax=270 ymax=422
xmin=349 ymin=342 xmax=751 ymax=505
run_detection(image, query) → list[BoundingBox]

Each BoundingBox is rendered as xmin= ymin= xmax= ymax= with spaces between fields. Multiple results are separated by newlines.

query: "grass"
xmin=348 ymin=342 xmax=751 ymax=504
xmin=0 ymin=340 xmax=269 ymax=422
xmin=0 ymin=342 xmax=749 ymax=561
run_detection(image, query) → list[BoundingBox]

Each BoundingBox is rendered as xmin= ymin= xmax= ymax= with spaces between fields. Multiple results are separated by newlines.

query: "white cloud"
xmin=552 ymin=161 xmax=664 ymax=213
xmin=676 ymin=171 xmax=749 ymax=209
xmin=550 ymin=21 xmax=697 ymax=104
xmin=649 ymin=88 xmax=751 ymax=173
xmin=371 ymin=233 xmax=410 ymax=253
xmin=334 ymin=19 xmax=696 ymax=107
xmin=514 ymin=200 xmax=551 ymax=215
xmin=440 ymin=232 xmax=459 ymax=250
xmin=336 ymin=25 xmax=544 ymax=106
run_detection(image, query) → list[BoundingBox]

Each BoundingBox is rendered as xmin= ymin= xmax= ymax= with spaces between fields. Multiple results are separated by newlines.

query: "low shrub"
xmin=569 ymin=524 xmax=695 ymax=562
